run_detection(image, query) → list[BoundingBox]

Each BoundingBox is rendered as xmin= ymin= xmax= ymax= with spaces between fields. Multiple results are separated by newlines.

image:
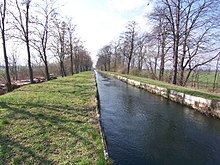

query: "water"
xmin=96 ymin=72 xmax=220 ymax=165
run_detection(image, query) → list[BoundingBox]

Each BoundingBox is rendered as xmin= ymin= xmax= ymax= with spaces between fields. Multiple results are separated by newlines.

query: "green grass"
xmin=193 ymin=71 xmax=219 ymax=88
xmin=196 ymin=72 xmax=218 ymax=82
xmin=0 ymin=71 xmax=109 ymax=164
xmin=109 ymin=72 xmax=220 ymax=101
xmin=129 ymin=69 xmax=219 ymax=91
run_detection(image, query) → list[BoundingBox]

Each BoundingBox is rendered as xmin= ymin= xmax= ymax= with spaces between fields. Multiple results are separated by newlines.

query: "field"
xmin=129 ymin=69 xmax=220 ymax=94
xmin=189 ymin=71 xmax=220 ymax=92
xmin=0 ymin=71 xmax=108 ymax=164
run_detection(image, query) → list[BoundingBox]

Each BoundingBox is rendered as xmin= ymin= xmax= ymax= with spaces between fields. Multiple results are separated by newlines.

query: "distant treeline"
xmin=96 ymin=0 xmax=220 ymax=92
xmin=1 ymin=0 xmax=93 ymax=91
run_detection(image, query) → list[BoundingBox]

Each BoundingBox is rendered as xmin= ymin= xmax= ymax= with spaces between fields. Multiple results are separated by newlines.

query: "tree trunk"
xmin=42 ymin=47 xmax=50 ymax=81
xmin=26 ymin=40 xmax=34 ymax=83
xmin=60 ymin=63 xmax=63 ymax=77
xmin=44 ymin=60 xmax=50 ymax=81
xmin=62 ymin=61 xmax=66 ymax=76
xmin=114 ymin=56 xmax=117 ymax=72
xmin=159 ymin=56 xmax=165 ymax=81
xmin=179 ymin=66 xmax=184 ymax=86
xmin=1 ymin=0 xmax=12 ymax=91
xmin=59 ymin=55 xmax=66 ymax=77
xmin=159 ymin=36 xmax=166 ymax=81
xmin=154 ymin=57 xmax=158 ymax=79
xmin=172 ymin=0 xmax=181 ymax=85
xmin=74 ymin=51 xmax=80 ymax=74
xmin=183 ymin=69 xmax=193 ymax=86
xmin=70 ymin=44 xmax=74 ymax=75
xmin=180 ymin=39 xmax=186 ymax=86
xmin=213 ymin=54 xmax=220 ymax=91
xmin=26 ymin=2 xmax=34 ymax=84
xmin=172 ymin=38 xmax=179 ymax=85
xmin=108 ymin=57 xmax=111 ymax=71
xmin=127 ymin=58 xmax=131 ymax=74
xmin=2 ymin=31 xmax=12 ymax=91
xmin=15 ymin=65 xmax=18 ymax=81
xmin=159 ymin=51 xmax=165 ymax=81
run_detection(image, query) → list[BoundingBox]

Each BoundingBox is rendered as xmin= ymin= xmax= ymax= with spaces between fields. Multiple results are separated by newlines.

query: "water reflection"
xmin=96 ymin=72 xmax=220 ymax=165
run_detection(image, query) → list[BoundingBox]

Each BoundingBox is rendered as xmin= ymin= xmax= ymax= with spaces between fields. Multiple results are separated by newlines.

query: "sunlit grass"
xmin=0 ymin=71 xmax=109 ymax=164
xmin=109 ymin=72 xmax=220 ymax=101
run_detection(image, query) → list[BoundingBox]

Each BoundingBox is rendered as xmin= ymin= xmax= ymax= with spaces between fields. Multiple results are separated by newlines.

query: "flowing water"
xmin=96 ymin=72 xmax=220 ymax=165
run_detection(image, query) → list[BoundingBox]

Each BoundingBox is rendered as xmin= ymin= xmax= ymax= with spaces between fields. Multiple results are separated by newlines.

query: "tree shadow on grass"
xmin=0 ymin=101 xmax=100 ymax=163
xmin=4 ymin=101 xmax=92 ymax=121
xmin=0 ymin=134 xmax=54 ymax=165
xmin=15 ymin=87 xmax=93 ymax=95
xmin=46 ymin=81 xmax=93 ymax=86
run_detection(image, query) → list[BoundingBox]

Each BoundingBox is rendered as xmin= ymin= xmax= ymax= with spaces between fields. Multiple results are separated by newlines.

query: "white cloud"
xmin=144 ymin=1 xmax=154 ymax=15
xmin=107 ymin=0 xmax=146 ymax=12
xmin=60 ymin=0 xmax=129 ymax=63
xmin=56 ymin=0 xmax=153 ymax=64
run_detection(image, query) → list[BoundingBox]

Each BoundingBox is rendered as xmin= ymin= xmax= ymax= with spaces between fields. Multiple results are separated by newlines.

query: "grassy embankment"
xmin=195 ymin=72 xmax=219 ymax=89
xmin=0 ymin=71 xmax=109 ymax=164
xmin=109 ymin=72 xmax=220 ymax=101
xmin=129 ymin=69 xmax=219 ymax=92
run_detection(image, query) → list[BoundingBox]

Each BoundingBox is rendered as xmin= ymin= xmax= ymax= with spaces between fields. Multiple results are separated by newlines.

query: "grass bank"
xmin=108 ymin=72 xmax=220 ymax=101
xmin=0 ymin=71 xmax=108 ymax=164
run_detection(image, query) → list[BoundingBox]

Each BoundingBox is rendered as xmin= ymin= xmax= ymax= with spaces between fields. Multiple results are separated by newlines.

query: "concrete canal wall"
xmin=106 ymin=72 xmax=220 ymax=119
xmin=94 ymin=72 xmax=109 ymax=160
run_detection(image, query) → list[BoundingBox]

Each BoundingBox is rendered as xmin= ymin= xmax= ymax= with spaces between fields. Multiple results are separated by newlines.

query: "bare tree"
xmin=10 ymin=0 xmax=34 ymax=83
xmin=96 ymin=45 xmax=110 ymax=71
xmin=179 ymin=0 xmax=211 ymax=85
xmin=0 ymin=0 xmax=12 ymax=91
xmin=151 ymin=0 xmax=220 ymax=85
xmin=160 ymin=0 xmax=181 ymax=84
xmin=95 ymin=0 xmax=220 ymax=91
xmin=51 ymin=18 xmax=67 ymax=77
xmin=111 ymin=41 xmax=121 ymax=72
xmin=66 ymin=18 xmax=76 ymax=75
xmin=73 ymin=43 xmax=82 ymax=74
xmin=143 ymin=40 xmax=159 ymax=79
xmin=136 ymin=33 xmax=147 ymax=71
xmin=96 ymin=54 xmax=106 ymax=71
xmin=31 ymin=0 xmax=58 ymax=80
xmin=100 ymin=45 xmax=112 ymax=71
xmin=120 ymin=21 xmax=138 ymax=74
xmin=150 ymin=6 xmax=171 ymax=81
xmin=78 ymin=49 xmax=92 ymax=72
xmin=9 ymin=48 xmax=19 ymax=81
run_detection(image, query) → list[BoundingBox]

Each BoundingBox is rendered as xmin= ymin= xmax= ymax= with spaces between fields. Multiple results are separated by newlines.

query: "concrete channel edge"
xmin=105 ymin=72 xmax=220 ymax=119
xmin=94 ymin=73 xmax=109 ymax=160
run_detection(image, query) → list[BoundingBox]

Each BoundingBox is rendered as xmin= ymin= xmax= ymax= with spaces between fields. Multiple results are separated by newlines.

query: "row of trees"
xmin=96 ymin=0 xmax=220 ymax=87
xmin=1 ymin=0 xmax=92 ymax=91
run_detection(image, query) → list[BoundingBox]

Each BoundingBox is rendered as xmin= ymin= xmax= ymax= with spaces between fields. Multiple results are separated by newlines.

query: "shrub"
xmin=118 ymin=67 xmax=127 ymax=74
xmin=130 ymin=68 xmax=141 ymax=76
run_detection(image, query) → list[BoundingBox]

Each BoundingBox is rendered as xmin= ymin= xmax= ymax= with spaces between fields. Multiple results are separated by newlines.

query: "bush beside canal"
xmin=0 ymin=71 xmax=109 ymax=164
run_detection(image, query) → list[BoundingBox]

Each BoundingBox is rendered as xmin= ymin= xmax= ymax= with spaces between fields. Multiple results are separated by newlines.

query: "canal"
xmin=96 ymin=72 xmax=220 ymax=165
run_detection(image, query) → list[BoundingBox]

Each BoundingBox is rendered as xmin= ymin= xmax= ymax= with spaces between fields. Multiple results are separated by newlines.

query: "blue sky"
xmin=60 ymin=0 xmax=152 ymax=63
